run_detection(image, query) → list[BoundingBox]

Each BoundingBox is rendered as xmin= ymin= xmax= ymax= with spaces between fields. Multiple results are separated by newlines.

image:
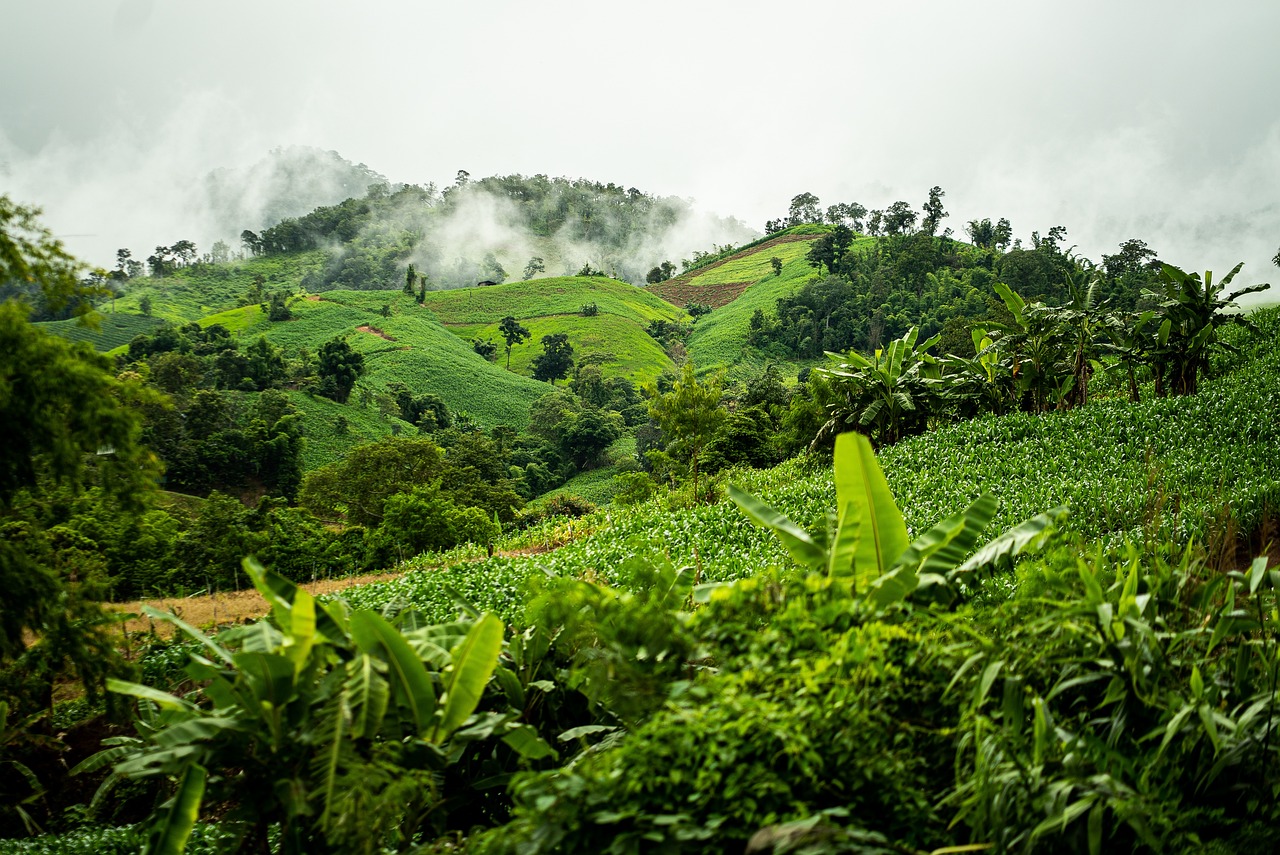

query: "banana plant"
xmin=75 ymin=559 xmax=552 ymax=855
xmin=816 ymin=326 xmax=942 ymax=448
xmin=730 ymin=432 xmax=1064 ymax=607
xmin=1142 ymin=262 xmax=1270 ymax=395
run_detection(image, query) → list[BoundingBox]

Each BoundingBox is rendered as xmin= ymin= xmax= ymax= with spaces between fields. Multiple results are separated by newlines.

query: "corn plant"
xmin=75 ymin=559 xmax=553 ymax=854
xmin=948 ymin=544 xmax=1280 ymax=853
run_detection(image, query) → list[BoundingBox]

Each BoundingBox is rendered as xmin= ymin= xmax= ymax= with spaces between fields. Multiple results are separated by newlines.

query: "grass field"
xmin=683 ymin=240 xmax=854 ymax=383
xmin=452 ymin=313 xmax=675 ymax=385
xmin=34 ymin=312 xmax=166 ymax=351
xmin=283 ymin=389 xmax=415 ymax=472
xmin=112 ymin=251 xmax=329 ymax=323
xmin=419 ymin=276 xmax=684 ymax=326
xmin=250 ymin=292 xmax=552 ymax=432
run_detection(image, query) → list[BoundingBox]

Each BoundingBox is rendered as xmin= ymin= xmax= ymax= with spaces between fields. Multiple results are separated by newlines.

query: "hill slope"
xmin=199 ymin=290 xmax=552 ymax=433
xmin=421 ymin=275 xmax=686 ymax=385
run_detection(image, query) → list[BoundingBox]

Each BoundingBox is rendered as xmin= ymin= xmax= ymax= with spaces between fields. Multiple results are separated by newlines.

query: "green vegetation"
xmin=8 ymin=179 xmax=1280 ymax=854
xmin=421 ymin=275 xmax=681 ymax=326
xmin=679 ymin=238 xmax=834 ymax=381
xmin=32 ymin=313 xmax=165 ymax=352
xmin=113 ymin=251 xmax=327 ymax=323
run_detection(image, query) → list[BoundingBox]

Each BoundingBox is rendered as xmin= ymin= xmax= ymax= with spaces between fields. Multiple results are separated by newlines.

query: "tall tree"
xmin=316 ymin=337 xmax=364 ymax=403
xmin=498 ymin=315 xmax=531 ymax=369
xmin=0 ymin=199 xmax=160 ymax=716
xmin=647 ymin=362 xmax=726 ymax=502
xmin=920 ymin=186 xmax=947 ymax=236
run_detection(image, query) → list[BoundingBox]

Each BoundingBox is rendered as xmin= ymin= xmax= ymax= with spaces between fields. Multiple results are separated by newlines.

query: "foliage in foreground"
xmin=81 ymin=560 xmax=556 ymax=854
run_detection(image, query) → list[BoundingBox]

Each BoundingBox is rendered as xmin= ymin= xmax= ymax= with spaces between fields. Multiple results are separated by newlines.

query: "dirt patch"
xmin=106 ymin=545 xmax=563 ymax=637
xmin=356 ymin=325 xmax=396 ymax=341
xmin=645 ymin=233 xmax=817 ymax=309
xmin=304 ymin=295 xmax=322 ymax=301
xmin=108 ymin=570 xmax=402 ymax=636
xmin=649 ymin=280 xmax=752 ymax=309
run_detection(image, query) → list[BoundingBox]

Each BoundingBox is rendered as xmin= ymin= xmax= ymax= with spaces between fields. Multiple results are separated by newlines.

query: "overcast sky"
xmin=2 ymin=0 xmax=1277 ymax=297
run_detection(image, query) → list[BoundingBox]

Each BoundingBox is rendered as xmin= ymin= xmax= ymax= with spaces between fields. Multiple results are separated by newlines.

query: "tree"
xmin=966 ymin=219 xmax=997 ymax=248
xmin=0 ymin=201 xmax=161 ymax=723
xmin=920 ymin=186 xmax=947 ymax=236
xmin=523 ymin=256 xmax=546 ymax=280
xmin=473 ymin=337 xmax=498 ymax=361
xmin=241 ymin=230 xmax=262 ymax=256
xmin=531 ymin=333 xmax=574 ymax=384
xmin=498 ymin=316 xmax=531 ymax=369
xmin=317 ymin=337 xmax=364 ymax=403
xmin=170 ymin=239 xmax=197 ymax=266
xmin=816 ymin=326 xmax=941 ymax=447
xmin=646 ymin=261 xmax=677 ymax=284
xmin=770 ymin=256 xmax=783 ymax=276
xmin=559 ymin=408 xmax=622 ymax=470
xmin=787 ymin=192 xmax=822 ymax=226
xmin=1 ymin=196 xmax=100 ymax=320
xmin=404 ymin=263 xmax=417 ymax=295
xmin=882 ymin=201 xmax=917 ymax=236
xmin=647 ymin=362 xmax=726 ymax=502
xmin=483 ymin=252 xmax=507 ymax=284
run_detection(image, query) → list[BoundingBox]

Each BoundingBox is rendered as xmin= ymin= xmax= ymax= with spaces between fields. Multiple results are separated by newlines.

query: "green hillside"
xmin=420 ymin=275 xmax=682 ymax=325
xmin=249 ymin=291 xmax=552 ymax=431
xmin=113 ymin=251 xmax=328 ymax=322
xmin=417 ymin=275 xmax=685 ymax=384
xmin=680 ymin=236 xmax=872 ymax=382
xmin=34 ymin=311 xmax=166 ymax=351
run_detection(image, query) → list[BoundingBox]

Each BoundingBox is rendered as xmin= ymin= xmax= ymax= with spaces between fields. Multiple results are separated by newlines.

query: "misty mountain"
xmin=199 ymin=146 xmax=389 ymax=237
xmin=250 ymin=172 xmax=758 ymax=292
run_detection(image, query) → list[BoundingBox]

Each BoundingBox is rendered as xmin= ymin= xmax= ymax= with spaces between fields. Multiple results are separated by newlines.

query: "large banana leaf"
xmin=244 ymin=557 xmax=345 ymax=645
xmin=144 ymin=763 xmax=206 ymax=855
xmin=350 ymin=610 xmax=438 ymax=735
xmin=897 ymin=493 xmax=999 ymax=576
xmin=106 ymin=678 xmax=198 ymax=714
xmin=833 ymin=432 xmax=908 ymax=581
xmin=953 ymin=507 xmax=1066 ymax=579
xmin=434 ymin=613 xmax=504 ymax=742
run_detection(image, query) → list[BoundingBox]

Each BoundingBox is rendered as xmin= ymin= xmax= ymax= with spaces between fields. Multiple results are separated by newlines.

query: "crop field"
xmin=419 ymin=275 xmax=684 ymax=326
xmin=34 ymin=311 xmax=166 ymax=351
xmin=113 ymin=251 xmax=328 ymax=322
xmin=282 ymin=389 xmax=414 ymax=472
xmin=225 ymin=293 xmax=550 ymax=430
xmin=337 ymin=310 xmax=1280 ymax=618
xmin=452 ymin=312 xmax=675 ymax=384
xmin=647 ymin=234 xmax=820 ymax=309
xmin=684 ymin=245 xmax=830 ymax=381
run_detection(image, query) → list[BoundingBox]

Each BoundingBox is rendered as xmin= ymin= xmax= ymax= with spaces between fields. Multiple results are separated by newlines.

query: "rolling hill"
xmin=419 ymin=275 xmax=687 ymax=385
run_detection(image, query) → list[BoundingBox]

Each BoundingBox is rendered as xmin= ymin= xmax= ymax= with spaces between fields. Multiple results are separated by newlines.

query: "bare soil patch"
xmin=106 ymin=545 xmax=560 ymax=637
xmin=649 ymin=280 xmax=752 ymax=309
xmin=644 ymin=233 xmax=817 ymax=309
xmin=356 ymin=325 xmax=396 ymax=341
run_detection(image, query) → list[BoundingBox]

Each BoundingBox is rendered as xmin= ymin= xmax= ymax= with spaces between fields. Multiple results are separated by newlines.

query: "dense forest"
xmin=3 ymin=170 xmax=1280 ymax=855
